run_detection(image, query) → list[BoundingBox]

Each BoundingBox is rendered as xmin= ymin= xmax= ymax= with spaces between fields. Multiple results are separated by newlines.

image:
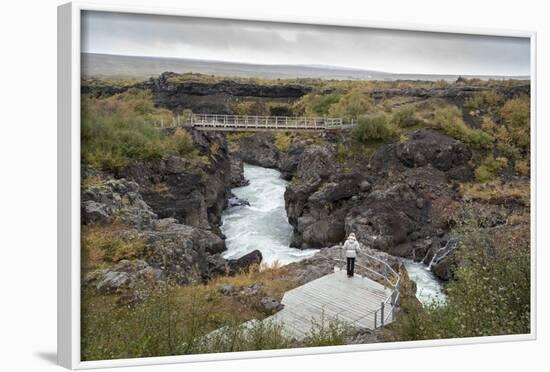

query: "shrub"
xmin=434 ymin=105 xmax=494 ymax=149
xmin=392 ymin=106 xmax=419 ymax=128
xmin=231 ymin=101 xmax=266 ymax=116
xmin=292 ymin=93 xmax=342 ymax=117
xmin=515 ymin=159 xmax=530 ymax=176
xmin=395 ymin=206 xmax=530 ymax=340
xmin=328 ymin=90 xmax=374 ymax=120
xmin=464 ymin=91 xmax=502 ymax=109
xmin=501 ymin=96 xmax=530 ymax=149
xmin=172 ymin=128 xmax=194 ymax=156
xmin=474 ymin=155 xmax=508 ymax=182
xmin=351 ymin=114 xmax=397 ymax=144
xmin=274 ymin=132 xmax=292 ymax=152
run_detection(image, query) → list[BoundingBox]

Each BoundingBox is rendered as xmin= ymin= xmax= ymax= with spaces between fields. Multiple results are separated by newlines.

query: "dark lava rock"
xmin=119 ymin=130 xmax=232 ymax=232
xmin=146 ymin=72 xmax=312 ymax=114
xmin=234 ymin=132 xmax=280 ymax=168
xmin=230 ymin=158 xmax=249 ymax=187
xmin=395 ymin=129 xmax=472 ymax=171
xmin=226 ymin=250 xmax=263 ymax=274
xmin=227 ymin=194 xmax=250 ymax=208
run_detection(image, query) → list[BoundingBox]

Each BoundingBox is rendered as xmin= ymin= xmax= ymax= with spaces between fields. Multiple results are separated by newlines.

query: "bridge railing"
xmin=190 ymin=114 xmax=345 ymax=130
xmin=335 ymin=245 xmax=401 ymax=329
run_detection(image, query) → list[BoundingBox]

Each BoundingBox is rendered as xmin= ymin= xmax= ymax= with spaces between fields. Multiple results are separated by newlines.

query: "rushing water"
xmin=402 ymin=259 xmax=446 ymax=306
xmin=221 ymin=164 xmax=319 ymax=265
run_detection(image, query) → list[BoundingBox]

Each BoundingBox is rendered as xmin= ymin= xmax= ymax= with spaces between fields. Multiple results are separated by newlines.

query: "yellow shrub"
xmin=515 ymin=160 xmax=530 ymax=176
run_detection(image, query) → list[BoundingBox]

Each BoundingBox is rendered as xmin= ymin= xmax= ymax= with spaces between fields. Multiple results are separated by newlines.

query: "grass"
xmin=474 ymin=155 xmax=508 ymax=182
xmin=459 ymin=181 xmax=530 ymax=206
xmin=464 ymin=91 xmax=502 ymax=110
xmin=82 ymin=225 xmax=147 ymax=271
xmin=81 ymin=261 xmax=349 ymax=361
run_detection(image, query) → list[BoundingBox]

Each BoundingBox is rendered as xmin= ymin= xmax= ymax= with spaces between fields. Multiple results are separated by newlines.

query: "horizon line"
xmin=82 ymin=51 xmax=531 ymax=78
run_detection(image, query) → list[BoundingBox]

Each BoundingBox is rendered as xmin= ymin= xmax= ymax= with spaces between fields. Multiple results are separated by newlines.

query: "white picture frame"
xmin=57 ymin=1 xmax=537 ymax=369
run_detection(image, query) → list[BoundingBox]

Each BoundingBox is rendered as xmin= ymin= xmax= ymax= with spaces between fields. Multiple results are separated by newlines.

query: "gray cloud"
xmin=82 ymin=11 xmax=530 ymax=76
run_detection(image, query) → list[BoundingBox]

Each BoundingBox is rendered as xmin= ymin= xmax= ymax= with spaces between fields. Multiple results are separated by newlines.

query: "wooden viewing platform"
xmin=263 ymin=251 xmax=401 ymax=341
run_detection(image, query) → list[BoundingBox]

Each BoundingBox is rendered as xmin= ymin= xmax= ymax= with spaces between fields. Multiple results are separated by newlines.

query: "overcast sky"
xmin=81 ymin=11 xmax=530 ymax=76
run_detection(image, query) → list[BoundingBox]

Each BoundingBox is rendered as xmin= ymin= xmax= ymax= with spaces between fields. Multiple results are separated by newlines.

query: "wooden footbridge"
xmin=156 ymin=114 xmax=354 ymax=131
xmin=263 ymin=249 xmax=401 ymax=340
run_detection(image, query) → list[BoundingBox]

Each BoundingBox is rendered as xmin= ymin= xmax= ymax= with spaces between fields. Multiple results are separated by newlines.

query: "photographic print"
xmin=78 ymin=9 xmax=532 ymax=362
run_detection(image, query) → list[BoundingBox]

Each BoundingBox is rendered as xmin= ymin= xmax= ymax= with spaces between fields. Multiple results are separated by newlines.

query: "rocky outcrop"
xmin=345 ymin=166 xmax=457 ymax=259
xmin=227 ymin=250 xmax=263 ymax=275
xmin=371 ymin=128 xmax=473 ymax=181
xmin=233 ymin=132 xmax=281 ymax=169
xmin=81 ymin=177 xmax=158 ymax=228
xmin=81 ymin=163 xmax=251 ymax=293
xmin=369 ymin=83 xmax=530 ymax=102
xmin=277 ymin=128 xmax=466 ymax=263
xmin=284 ymin=144 xmax=350 ymax=248
xmin=146 ymin=72 xmax=311 ymax=114
xmin=230 ymin=158 xmax=249 ymax=187
xmin=118 ymin=130 xmax=231 ymax=233
xmin=85 ymin=259 xmax=162 ymax=298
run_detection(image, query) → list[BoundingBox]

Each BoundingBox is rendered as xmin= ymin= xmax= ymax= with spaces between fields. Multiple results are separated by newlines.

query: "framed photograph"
xmin=58 ymin=1 xmax=536 ymax=369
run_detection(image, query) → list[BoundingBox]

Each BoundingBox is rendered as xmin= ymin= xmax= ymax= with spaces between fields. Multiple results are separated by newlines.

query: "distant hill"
xmin=82 ymin=53 xmax=529 ymax=82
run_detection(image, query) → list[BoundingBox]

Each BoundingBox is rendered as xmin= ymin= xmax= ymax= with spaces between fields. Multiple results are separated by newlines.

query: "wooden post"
xmin=380 ymin=301 xmax=385 ymax=327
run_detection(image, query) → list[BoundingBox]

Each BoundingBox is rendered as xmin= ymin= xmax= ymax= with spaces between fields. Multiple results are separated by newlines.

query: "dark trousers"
xmin=346 ymin=257 xmax=355 ymax=277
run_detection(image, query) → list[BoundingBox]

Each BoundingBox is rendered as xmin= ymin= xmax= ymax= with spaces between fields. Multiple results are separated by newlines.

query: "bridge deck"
xmin=188 ymin=114 xmax=353 ymax=131
xmin=264 ymin=268 xmax=395 ymax=340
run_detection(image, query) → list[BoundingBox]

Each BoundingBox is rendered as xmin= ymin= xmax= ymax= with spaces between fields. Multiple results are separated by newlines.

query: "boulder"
xmin=86 ymin=259 xmax=162 ymax=294
xmin=260 ymin=297 xmax=284 ymax=314
xmin=227 ymin=194 xmax=250 ymax=208
xmin=226 ymin=250 xmax=263 ymax=274
xmin=395 ymin=129 xmax=472 ymax=171
xmin=81 ymin=177 xmax=158 ymax=228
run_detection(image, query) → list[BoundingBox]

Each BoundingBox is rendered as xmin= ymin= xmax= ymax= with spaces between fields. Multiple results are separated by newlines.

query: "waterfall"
xmin=427 ymin=239 xmax=459 ymax=270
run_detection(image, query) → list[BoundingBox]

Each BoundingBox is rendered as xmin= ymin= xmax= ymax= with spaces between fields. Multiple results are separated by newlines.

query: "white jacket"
xmin=343 ymin=238 xmax=360 ymax=258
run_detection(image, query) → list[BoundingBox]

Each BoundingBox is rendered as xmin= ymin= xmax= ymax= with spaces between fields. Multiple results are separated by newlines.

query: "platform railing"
xmin=189 ymin=114 xmax=346 ymax=130
xmin=334 ymin=245 xmax=401 ymax=329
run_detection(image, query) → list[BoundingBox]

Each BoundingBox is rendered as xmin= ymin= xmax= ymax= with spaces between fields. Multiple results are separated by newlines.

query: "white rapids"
xmin=221 ymin=163 xmax=318 ymax=266
xmin=402 ymin=259 xmax=446 ymax=306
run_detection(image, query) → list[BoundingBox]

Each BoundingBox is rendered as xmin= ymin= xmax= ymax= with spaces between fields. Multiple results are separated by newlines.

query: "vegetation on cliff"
xmin=394 ymin=207 xmax=530 ymax=340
